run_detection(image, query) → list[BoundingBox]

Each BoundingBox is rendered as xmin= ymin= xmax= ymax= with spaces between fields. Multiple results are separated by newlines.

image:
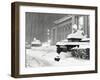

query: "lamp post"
xmin=47 ymin=29 xmax=51 ymax=46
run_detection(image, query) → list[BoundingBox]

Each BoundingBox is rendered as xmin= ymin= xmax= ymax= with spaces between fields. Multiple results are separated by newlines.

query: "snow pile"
xmin=67 ymin=30 xmax=85 ymax=39
xmin=59 ymin=52 xmax=72 ymax=60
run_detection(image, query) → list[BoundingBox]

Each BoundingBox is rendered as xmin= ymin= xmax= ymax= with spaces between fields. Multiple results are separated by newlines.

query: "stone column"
xmin=84 ymin=16 xmax=89 ymax=38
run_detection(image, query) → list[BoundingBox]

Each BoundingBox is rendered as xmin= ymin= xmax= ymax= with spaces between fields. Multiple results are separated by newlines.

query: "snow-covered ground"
xmin=26 ymin=46 xmax=90 ymax=68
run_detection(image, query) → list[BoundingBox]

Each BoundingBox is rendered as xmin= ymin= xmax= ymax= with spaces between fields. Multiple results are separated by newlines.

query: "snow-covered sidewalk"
xmin=26 ymin=46 xmax=90 ymax=68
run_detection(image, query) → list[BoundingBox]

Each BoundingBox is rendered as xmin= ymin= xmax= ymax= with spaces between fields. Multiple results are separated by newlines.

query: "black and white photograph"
xmin=11 ymin=2 xmax=97 ymax=78
xmin=25 ymin=13 xmax=90 ymax=67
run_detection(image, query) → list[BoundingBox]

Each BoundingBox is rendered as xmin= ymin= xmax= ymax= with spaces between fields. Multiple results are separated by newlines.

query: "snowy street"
xmin=26 ymin=46 xmax=90 ymax=68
